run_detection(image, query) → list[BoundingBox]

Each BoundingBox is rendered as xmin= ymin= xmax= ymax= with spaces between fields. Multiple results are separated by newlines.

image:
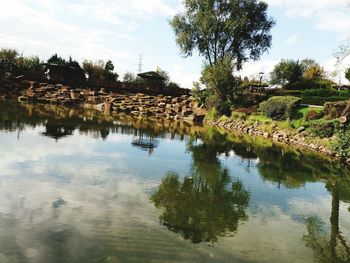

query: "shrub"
xmin=301 ymin=88 xmax=350 ymax=105
xmin=308 ymin=119 xmax=339 ymax=138
xmin=301 ymin=88 xmax=337 ymax=98
xmin=238 ymin=92 xmax=267 ymax=107
xmin=286 ymin=79 xmax=334 ymax=90
xmin=259 ymin=96 xmax=301 ymax=120
xmin=305 ymin=110 xmax=324 ymax=121
xmin=206 ymin=107 xmax=218 ymax=120
xmin=323 ymin=101 xmax=348 ymax=119
xmin=231 ymin=111 xmax=247 ymax=121
xmin=332 ymin=128 xmax=350 ymax=158
xmin=234 ymin=107 xmax=256 ymax=115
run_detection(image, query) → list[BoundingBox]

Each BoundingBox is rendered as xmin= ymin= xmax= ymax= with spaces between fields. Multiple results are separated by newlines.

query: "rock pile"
xmin=16 ymin=82 xmax=205 ymax=123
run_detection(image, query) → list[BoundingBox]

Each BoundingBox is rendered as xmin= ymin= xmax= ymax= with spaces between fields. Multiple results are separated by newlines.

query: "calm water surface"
xmin=0 ymin=101 xmax=350 ymax=263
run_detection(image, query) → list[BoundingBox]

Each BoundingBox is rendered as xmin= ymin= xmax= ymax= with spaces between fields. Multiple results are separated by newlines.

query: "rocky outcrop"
xmin=14 ymin=81 xmax=205 ymax=123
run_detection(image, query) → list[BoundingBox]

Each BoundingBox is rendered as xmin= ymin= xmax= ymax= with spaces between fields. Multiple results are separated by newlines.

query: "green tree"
xmin=200 ymin=55 xmax=239 ymax=114
xmin=67 ymin=56 xmax=82 ymax=69
xmin=0 ymin=48 xmax=19 ymax=76
xmin=16 ymin=55 xmax=43 ymax=76
xmin=158 ymin=69 xmax=170 ymax=85
xmin=170 ymin=0 xmax=275 ymax=69
xmin=47 ymin=54 xmax=67 ymax=65
xmin=270 ymin=59 xmax=304 ymax=85
xmin=123 ymin=72 xmax=136 ymax=83
xmin=300 ymin=59 xmax=325 ymax=80
xmin=104 ymin=60 xmax=118 ymax=81
xmin=82 ymin=60 xmax=105 ymax=82
xmin=345 ymin=68 xmax=350 ymax=82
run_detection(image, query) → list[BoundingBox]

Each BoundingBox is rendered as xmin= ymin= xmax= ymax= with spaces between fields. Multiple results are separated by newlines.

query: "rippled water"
xmin=0 ymin=101 xmax=350 ymax=263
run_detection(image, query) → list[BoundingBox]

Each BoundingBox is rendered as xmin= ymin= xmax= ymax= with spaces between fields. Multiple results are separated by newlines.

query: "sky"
xmin=0 ymin=0 xmax=350 ymax=88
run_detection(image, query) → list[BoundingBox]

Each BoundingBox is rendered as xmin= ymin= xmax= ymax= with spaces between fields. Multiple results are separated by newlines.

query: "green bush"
xmin=286 ymin=79 xmax=334 ymax=90
xmin=301 ymin=88 xmax=350 ymax=105
xmin=206 ymin=107 xmax=218 ymax=120
xmin=309 ymin=119 xmax=339 ymax=138
xmin=231 ymin=111 xmax=247 ymax=121
xmin=259 ymin=96 xmax=301 ymax=120
xmin=332 ymin=128 xmax=350 ymax=158
xmin=305 ymin=110 xmax=324 ymax=121
xmin=301 ymin=88 xmax=337 ymax=98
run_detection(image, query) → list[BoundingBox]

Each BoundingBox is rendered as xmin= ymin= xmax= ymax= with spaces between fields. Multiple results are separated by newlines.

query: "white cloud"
xmin=170 ymin=64 xmax=201 ymax=89
xmin=0 ymin=0 xmax=178 ymax=71
xmin=266 ymin=0 xmax=350 ymax=35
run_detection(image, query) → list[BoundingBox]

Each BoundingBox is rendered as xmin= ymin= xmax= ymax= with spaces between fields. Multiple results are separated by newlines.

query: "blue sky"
xmin=1 ymin=0 xmax=350 ymax=88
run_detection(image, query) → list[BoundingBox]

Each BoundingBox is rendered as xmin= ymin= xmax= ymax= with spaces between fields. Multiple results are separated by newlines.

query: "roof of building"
xmin=137 ymin=71 xmax=165 ymax=81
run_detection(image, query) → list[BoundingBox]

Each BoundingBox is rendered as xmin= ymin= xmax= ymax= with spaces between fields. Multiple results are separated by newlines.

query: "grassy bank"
xmin=205 ymin=103 xmax=345 ymax=158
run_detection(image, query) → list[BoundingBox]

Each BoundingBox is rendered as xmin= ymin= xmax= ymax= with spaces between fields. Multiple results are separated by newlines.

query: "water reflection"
xmin=1 ymin=101 xmax=350 ymax=262
xmin=302 ymin=178 xmax=350 ymax=262
xmin=151 ymin=132 xmax=252 ymax=244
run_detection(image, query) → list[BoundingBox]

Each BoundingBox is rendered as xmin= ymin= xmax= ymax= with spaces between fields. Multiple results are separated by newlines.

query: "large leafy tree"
xmin=170 ymin=0 xmax=275 ymax=69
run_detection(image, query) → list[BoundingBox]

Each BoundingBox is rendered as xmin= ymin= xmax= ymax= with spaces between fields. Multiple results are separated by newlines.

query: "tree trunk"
xmin=340 ymin=99 xmax=350 ymax=124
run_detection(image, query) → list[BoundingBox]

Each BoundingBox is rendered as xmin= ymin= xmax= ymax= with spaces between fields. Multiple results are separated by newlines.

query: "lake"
xmin=0 ymin=101 xmax=349 ymax=263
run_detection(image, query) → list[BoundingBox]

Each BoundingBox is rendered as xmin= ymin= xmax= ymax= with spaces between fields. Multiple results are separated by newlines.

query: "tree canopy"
xmin=170 ymin=0 xmax=275 ymax=69
xmin=270 ymin=59 xmax=304 ymax=85
xmin=345 ymin=68 xmax=350 ymax=82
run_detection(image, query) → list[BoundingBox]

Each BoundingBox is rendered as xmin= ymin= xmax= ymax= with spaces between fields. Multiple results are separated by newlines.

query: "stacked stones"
xmin=100 ymin=93 xmax=205 ymax=122
xmin=16 ymin=81 xmax=205 ymax=123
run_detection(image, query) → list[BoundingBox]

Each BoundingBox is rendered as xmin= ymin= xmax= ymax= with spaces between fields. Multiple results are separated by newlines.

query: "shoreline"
xmin=0 ymin=79 xmax=347 ymax=164
xmin=203 ymin=118 xmax=346 ymax=163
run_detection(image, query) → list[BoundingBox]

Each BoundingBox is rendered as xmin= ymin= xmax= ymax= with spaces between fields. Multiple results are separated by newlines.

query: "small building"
xmin=137 ymin=71 xmax=166 ymax=93
xmin=44 ymin=63 xmax=86 ymax=83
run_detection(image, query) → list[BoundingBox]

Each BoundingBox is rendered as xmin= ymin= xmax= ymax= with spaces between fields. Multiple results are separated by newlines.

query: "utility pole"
xmin=138 ymin=54 xmax=143 ymax=73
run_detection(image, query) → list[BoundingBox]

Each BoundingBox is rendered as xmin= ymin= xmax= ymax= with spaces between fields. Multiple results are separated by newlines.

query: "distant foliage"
xmin=271 ymin=58 xmax=332 ymax=90
xmin=47 ymin=53 xmax=67 ymax=65
xmin=259 ymin=96 xmax=301 ymax=120
xmin=0 ymin=48 xmax=19 ymax=76
xmin=270 ymin=59 xmax=304 ymax=85
xmin=123 ymin=72 xmax=137 ymax=83
xmin=83 ymin=60 xmax=118 ymax=82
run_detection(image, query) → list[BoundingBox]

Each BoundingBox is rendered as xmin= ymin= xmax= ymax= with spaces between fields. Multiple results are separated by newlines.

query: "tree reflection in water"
xmin=151 ymin=137 xmax=250 ymax=244
xmin=303 ymin=179 xmax=350 ymax=263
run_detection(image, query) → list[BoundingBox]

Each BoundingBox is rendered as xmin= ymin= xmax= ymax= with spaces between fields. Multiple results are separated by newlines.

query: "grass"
xmin=298 ymin=106 xmax=323 ymax=118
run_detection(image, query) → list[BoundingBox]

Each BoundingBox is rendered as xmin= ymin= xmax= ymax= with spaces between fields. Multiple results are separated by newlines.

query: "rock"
xmin=297 ymin=126 xmax=305 ymax=133
xmin=309 ymin=144 xmax=319 ymax=150
xmin=263 ymin=132 xmax=270 ymax=139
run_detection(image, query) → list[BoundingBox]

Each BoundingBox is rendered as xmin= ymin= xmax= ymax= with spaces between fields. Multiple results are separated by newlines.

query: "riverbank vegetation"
xmin=170 ymin=0 xmax=350 ymax=160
